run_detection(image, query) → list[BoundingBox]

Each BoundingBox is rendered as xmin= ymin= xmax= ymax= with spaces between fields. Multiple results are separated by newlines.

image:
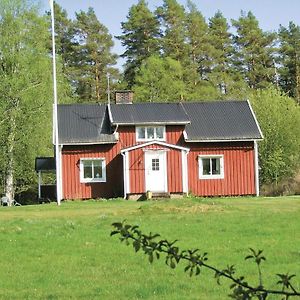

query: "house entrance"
xmin=145 ymin=151 xmax=167 ymax=192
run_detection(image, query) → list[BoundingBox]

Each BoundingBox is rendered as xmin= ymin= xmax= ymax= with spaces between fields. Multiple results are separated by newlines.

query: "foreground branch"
xmin=111 ymin=221 xmax=300 ymax=299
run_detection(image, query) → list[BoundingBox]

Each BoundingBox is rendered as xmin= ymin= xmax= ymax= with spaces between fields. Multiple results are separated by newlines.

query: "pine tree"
xmin=70 ymin=7 xmax=118 ymax=102
xmin=278 ymin=22 xmax=300 ymax=104
xmin=117 ymin=0 xmax=161 ymax=87
xmin=156 ymin=0 xmax=188 ymax=62
xmin=208 ymin=11 xmax=245 ymax=97
xmin=51 ymin=2 xmax=73 ymax=72
xmin=232 ymin=11 xmax=276 ymax=89
xmin=185 ymin=1 xmax=210 ymax=81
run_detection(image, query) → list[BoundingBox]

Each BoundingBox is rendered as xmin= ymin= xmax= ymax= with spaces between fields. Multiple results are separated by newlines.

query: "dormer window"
xmin=136 ymin=126 xmax=166 ymax=141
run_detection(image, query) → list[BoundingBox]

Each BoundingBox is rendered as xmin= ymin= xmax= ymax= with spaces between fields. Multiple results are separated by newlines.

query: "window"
xmin=152 ymin=158 xmax=160 ymax=171
xmin=80 ymin=158 xmax=106 ymax=183
xmin=198 ymin=155 xmax=224 ymax=179
xmin=136 ymin=126 xmax=166 ymax=141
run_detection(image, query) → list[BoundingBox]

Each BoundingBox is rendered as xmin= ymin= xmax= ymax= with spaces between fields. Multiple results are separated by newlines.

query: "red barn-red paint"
xmin=53 ymin=101 xmax=263 ymax=200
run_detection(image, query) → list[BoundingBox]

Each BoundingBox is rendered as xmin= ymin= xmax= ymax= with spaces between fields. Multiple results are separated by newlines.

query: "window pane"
xmin=211 ymin=158 xmax=221 ymax=175
xmin=156 ymin=127 xmax=164 ymax=139
xmin=83 ymin=162 xmax=93 ymax=179
xmin=147 ymin=127 xmax=155 ymax=139
xmin=93 ymin=160 xmax=103 ymax=179
xmin=152 ymin=158 xmax=159 ymax=171
xmin=202 ymin=158 xmax=210 ymax=175
xmin=137 ymin=127 xmax=145 ymax=139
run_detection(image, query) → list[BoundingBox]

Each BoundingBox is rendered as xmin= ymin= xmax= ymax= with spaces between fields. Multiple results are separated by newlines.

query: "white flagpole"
xmin=50 ymin=0 xmax=61 ymax=205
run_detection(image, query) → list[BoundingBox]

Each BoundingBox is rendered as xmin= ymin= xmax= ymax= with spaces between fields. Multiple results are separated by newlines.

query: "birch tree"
xmin=0 ymin=0 xmax=53 ymax=204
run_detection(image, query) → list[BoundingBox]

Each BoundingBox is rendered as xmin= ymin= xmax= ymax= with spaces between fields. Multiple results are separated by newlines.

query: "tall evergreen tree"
xmin=208 ymin=11 xmax=245 ymax=97
xmin=51 ymin=2 xmax=73 ymax=72
xmin=185 ymin=1 xmax=210 ymax=81
xmin=232 ymin=11 xmax=276 ymax=89
xmin=156 ymin=0 xmax=188 ymax=62
xmin=0 ymin=0 xmax=54 ymax=204
xmin=70 ymin=8 xmax=118 ymax=102
xmin=117 ymin=0 xmax=161 ymax=87
xmin=278 ymin=22 xmax=300 ymax=104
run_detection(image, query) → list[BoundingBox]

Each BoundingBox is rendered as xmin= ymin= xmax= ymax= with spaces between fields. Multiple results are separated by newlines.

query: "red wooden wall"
xmin=62 ymin=144 xmax=123 ymax=199
xmin=128 ymin=144 xmax=183 ymax=194
xmin=61 ymin=125 xmax=185 ymax=199
xmin=187 ymin=142 xmax=256 ymax=196
xmin=61 ymin=125 xmax=256 ymax=199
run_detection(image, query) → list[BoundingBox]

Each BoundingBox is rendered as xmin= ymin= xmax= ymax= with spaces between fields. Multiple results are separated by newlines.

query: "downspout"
xmin=254 ymin=140 xmax=260 ymax=196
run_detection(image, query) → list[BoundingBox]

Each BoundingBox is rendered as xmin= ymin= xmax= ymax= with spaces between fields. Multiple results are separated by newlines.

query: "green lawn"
xmin=0 ymin=196 xmax=299 ymax=299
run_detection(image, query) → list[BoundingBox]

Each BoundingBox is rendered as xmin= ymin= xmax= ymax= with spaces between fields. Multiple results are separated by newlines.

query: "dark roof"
xmin=56 ymin=100 xmax=262 ymax=145
xmin=182 ymin=101 xmax=262 ymax=141
xmin=58 ymin=104 xmax=117 ymax=145
xmin=35 ymin=157 xmax=55 ymax=172
xmin=109 ymin=102 xmax=190 ymax=125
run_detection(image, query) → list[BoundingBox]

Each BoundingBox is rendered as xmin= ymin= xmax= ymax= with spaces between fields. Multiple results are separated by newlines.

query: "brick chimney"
xmin=115 ymin=90 xmax=134 ymax=104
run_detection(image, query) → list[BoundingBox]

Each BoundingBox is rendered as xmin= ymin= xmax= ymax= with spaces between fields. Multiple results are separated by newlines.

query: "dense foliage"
xmin=0 ymin=0 xmax=299 ymax=198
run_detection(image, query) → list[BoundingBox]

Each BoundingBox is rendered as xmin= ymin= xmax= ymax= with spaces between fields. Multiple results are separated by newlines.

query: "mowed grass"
xmin=0 ymin=196 xmax=300 ymax=299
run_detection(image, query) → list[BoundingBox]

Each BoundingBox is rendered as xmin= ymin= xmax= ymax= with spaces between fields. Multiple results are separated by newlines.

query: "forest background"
xmin=0 ymin=0 xmax=299 ymax=202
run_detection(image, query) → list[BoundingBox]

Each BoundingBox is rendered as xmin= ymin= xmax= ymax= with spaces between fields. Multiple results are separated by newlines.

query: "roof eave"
xmin=184 ymin=138 xmax=263 ymax=143
xmin=56 ymin=140 xmax=118 ymax=146
xmin=111 ymin=121 xmax=190 ymax=126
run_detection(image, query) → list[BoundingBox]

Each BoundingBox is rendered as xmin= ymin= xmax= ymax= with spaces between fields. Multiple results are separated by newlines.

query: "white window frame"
xmin=198 ymin=155 xmax=224 ymax=179
xmin=136 ymin=126 xmax=166 ymax=141
xmin=80 ymin=158 xmax=106 ymax=183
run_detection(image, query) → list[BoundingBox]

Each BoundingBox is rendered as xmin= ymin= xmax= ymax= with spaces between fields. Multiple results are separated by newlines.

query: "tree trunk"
xmin=95 ymin=59 xmax=100 ymax=101
xmin=5 ymin=114 xmax=16 ymax=206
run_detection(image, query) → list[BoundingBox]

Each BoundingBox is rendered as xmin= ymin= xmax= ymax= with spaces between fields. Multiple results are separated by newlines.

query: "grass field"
xmin=0 ymin=196 xmax=299 ymax=299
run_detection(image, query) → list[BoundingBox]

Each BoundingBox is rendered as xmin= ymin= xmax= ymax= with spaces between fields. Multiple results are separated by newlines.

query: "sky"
xmin=42 ymin=0 xmax=300 ymax=67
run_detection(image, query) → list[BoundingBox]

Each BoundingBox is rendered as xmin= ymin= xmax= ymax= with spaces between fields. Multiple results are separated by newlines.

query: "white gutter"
xmin=112 ymin=121 xmax=190 ymax=126
xmin=184 ymin=138 xmax=263 ymax=143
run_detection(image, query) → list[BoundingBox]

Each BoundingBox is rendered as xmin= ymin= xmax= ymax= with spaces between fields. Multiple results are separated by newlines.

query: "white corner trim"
xmin=59 ymin=145 xmax=63 ymax=200
xmin=121 ymin=152 xmax=130 ymax=198
xmin=181 ymin=150 xmax=189 ymax=193
xmin=247 ymin=99 xmax=264 ymax=139
xmin=254 ymin=141 xmax=260 ymax=196
xmin=125 ymin=152 xmax=130 ymax=195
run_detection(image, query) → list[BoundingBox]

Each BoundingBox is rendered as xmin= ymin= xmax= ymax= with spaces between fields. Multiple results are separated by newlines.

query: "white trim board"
xmin=121 ymin=140 xmax=190 ymax=153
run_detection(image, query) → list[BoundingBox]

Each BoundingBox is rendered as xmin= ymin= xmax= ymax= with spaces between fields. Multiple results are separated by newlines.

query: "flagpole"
xmin=50 ymin=0 xmax=61 ymax=205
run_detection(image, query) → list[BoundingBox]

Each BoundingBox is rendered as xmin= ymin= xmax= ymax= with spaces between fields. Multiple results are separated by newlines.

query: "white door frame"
xmin=144 ymin=150 xmax=168 ymax=193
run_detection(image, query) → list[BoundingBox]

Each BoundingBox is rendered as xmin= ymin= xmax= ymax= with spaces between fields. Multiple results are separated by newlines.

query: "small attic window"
xmin=136 ymin=126 xmax=166 ymax=141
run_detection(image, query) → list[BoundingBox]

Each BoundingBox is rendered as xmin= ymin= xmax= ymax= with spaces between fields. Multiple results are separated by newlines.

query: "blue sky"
xmin=43 ymin=0 xmax=300 ymax=67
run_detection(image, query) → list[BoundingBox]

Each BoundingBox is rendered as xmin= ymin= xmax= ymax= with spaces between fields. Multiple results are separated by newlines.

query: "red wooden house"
xmin=55 ymin=95 xmax=263 ymax=200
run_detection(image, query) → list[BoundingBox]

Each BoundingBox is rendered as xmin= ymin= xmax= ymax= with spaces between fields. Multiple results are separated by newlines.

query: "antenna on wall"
xmin=107 ymin=73 xmax=111 ymax=105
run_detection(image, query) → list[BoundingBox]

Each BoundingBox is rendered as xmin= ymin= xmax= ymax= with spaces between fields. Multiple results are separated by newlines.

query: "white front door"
xmin=145 ymin=151 xmax=167 ymax=192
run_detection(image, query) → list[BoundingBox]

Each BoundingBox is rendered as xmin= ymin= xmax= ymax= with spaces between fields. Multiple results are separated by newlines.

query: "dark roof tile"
xmin=58 ymin=104 xmax=117 ymax=145
xmin=182 ymin=101 xmax=262 ymax=141
xmin=109 ymin=102 xmax=190 ymax=125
